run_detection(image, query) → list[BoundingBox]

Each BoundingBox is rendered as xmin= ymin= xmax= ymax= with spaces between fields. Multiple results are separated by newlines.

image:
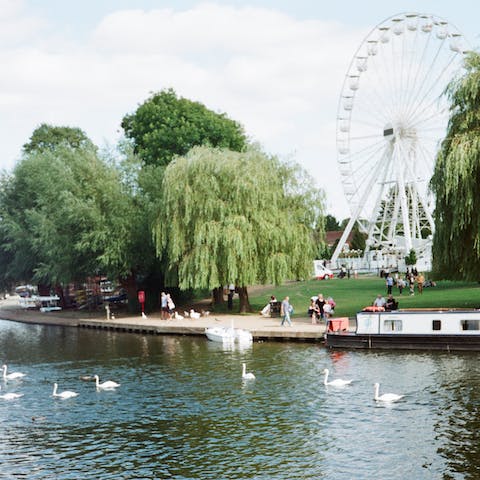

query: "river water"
xmin=1 ymin=318 xmax=479 ymax=479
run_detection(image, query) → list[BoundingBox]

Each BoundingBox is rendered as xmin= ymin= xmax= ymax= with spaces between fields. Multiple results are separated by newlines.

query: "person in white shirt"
xmin=373 ymin=294 xmax=386 ymax=308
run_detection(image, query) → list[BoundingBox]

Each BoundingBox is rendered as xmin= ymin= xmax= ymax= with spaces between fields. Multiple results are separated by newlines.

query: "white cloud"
xmin=0 ymin=0 xmax=46 ymax=45
xmin=0 ymin=2 xmax=368 ymax=218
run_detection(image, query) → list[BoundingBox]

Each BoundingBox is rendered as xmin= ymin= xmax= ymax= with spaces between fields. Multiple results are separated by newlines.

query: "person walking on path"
xmin=280 ymin=296 xmax=292 ymax=326
xmin=160 ymin=292 xmax=168 ymax=320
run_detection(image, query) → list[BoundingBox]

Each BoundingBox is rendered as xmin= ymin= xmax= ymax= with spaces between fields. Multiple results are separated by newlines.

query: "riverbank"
xmin=0 ymin=296 xmax=330 ymax=342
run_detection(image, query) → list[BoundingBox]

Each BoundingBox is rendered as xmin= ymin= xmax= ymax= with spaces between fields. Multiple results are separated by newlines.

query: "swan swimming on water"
xmin=0 ymin=385 xmax=23 ymax=400
xmin=322 ymin=368 xmax=352 ymax=387
xmin=2 ymin=364 xmax=26 ymax=381
xmin=94 ymin=374 xmax=120 ymax=390
xmin=242 ymin=363 xmax=255 ymax=380
xmin=52 ymin=383 xmax=78 ymax=399
xmin=373 ymin=382 xmax=404 ymax=402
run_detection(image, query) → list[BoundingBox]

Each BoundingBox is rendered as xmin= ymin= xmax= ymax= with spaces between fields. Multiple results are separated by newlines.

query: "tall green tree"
xmin=0 ymin=145 xmax=134 ymax=288
xmin=121 ymin=89 xmax=247 ymax=166
xmin=155 ymin=146 xmax=324 ymax=312
xmin=431 ymin=51 xmax=480 ymax=280
xmin=405 ymin=249 xmax=417 ymax=267
xmin=23 ymin=123 xmax=95 ymax=153
xmin=337 ymin=218 xmax=365 ymax=252
xmin=325 ymin=214 xmax=340 ymax=231
xmin=113 ymin=142 xmax=167 ymax=307
xmin=350 ymin=226 xmax=366 ymax=252
xmin=120 ymin=89 xmax=251 ymax=305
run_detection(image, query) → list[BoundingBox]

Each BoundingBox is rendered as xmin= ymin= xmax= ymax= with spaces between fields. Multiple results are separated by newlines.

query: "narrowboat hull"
xmin=325 ymin=332 xmax=480 ymax=351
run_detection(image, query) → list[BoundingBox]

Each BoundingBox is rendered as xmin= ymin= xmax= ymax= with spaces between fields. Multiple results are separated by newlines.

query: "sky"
xmin=1 ymin=0 xmax=478 ymax=219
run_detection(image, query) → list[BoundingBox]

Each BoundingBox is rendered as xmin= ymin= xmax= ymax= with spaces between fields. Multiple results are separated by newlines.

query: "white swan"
xmin=94 ymin=374 xmax=120 ymax=390
xmin=2 ymin=364 xmax=26 ymax=380
xmin=322 ymin=368 xmax=352 ymax=387
xmin=52 ymin=383 xmax=78 ymax=399
xmin=242 ymin=363 xmax=255 ymax=380
xmin=0 ymin=385 xmax=23 ymax=400
xmin=374 ymin=382 xmax=404 ymax=402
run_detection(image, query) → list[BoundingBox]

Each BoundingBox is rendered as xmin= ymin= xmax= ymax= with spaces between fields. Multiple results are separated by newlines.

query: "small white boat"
xmin=205 ymin=326 xmax=253 ymax=343
xmin=19 ymin=295 xmax=61 ymax=311
xmin=205 ymin=326 xmax=235 ymax=342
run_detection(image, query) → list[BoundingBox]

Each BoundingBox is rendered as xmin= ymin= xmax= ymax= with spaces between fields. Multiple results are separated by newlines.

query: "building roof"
xmin=326 ymin=230 xmax=354 ymax=248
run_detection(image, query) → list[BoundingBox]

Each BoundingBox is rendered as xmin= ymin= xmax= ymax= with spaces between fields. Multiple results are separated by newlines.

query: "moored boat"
xmin=19 ymin=295 xmax=61 ymax=312
xmin=205 ymin=325 xmax=253 ymax=343
xmin=205 ymin=326 xmax=235 ymax=342
xmin=325 ymin=308 xmax=480 ymax=351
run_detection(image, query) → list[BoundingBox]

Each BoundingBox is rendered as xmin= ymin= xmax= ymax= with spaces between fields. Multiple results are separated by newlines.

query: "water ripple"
xmin=1 ymin=320 xmax=480 ymax=478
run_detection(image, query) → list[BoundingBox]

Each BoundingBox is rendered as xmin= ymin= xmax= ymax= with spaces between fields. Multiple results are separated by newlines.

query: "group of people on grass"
xmin=261 ymin=293 xmax=336 ymax=327
xmin=372 ymin=267 xmax=435 ymax=312
xmin=384 ymin=268 xmax=432 ymax=298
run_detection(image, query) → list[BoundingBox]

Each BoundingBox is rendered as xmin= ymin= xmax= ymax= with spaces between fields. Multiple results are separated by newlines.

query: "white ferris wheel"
xmin=331 ymin=13 xmax=466 ymax=267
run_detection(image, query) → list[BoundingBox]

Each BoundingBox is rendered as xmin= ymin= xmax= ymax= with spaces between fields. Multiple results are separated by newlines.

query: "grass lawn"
xmin=227 ymin=275 xmax=480 ymax=318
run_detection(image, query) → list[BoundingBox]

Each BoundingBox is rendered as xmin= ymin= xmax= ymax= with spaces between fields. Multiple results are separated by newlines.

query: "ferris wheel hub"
xmin=384 ymin=123 xmax=417 ymax=142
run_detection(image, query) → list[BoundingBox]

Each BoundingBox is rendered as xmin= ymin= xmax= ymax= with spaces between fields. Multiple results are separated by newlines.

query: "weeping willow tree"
xmin=431 ymin=51 xmax=480 ymax=280
xmin=155 ymin=146 xmax=324 ymax=312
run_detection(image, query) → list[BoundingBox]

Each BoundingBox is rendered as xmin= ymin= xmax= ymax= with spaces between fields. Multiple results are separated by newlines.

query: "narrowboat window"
xmin=383 ymin=320 xmax=402 ymax=331
xmin=461 ymin=319 xmax=480 ymax=331
xmin=432 ymin=320 xmax=441 ymax=331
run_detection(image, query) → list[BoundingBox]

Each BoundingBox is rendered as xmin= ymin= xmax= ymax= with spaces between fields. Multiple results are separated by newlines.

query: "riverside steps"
xmin=0 ymin=297 xmax=327 ymax=342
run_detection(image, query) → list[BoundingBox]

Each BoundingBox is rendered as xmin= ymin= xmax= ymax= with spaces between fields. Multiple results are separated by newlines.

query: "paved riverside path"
xmin=0 ymin=297 xmax=328 ymax=342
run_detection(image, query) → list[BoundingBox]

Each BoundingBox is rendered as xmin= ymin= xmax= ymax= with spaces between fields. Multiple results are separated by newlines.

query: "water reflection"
xmin=1 ymin=319 xmax=480 ymax=478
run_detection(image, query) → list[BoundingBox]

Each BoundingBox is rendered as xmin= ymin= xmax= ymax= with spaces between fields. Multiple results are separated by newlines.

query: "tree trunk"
xmin=212 ymin=286 xmax=225 ymax=306
xmin=237 ymin=286 xmax=252 ymax=313
xmin=119 ymin=271 xmax=138 ymax=312
xmin=54 ymin=284 xmax=66 ymax=309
